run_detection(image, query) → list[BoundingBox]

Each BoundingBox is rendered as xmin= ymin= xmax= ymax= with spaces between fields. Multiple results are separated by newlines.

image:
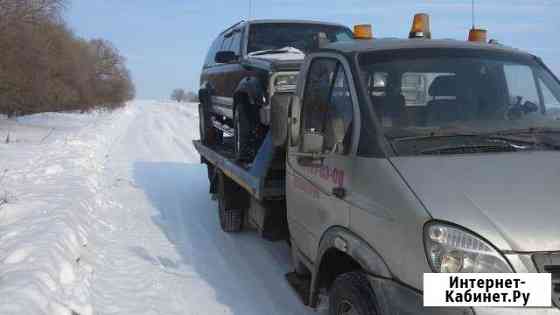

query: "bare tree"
xmin=0 ymin=0 xmax=66 ymax=33
xmin=184 ymin=91 xmax=199 ymax=103
xmin=0 ymin=0 xmax=135 ymax=116
xmin=171 ymin=89 xmax=186 ymax=102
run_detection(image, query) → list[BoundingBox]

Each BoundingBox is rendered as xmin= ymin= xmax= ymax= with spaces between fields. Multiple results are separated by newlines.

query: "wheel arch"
xmin=198 ymin=82 xmax=212 ymax=105
xmin=309 ymin=226 xmax=392 ymax=307
xmin=233 ymin=76 xmax=266 ymax=114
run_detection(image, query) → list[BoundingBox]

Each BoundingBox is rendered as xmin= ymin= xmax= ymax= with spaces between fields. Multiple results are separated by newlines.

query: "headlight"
xmin=273 ymin=73 xmax=298 ymax=93
xmin=424 ymin=222 xmax=513 ymax=273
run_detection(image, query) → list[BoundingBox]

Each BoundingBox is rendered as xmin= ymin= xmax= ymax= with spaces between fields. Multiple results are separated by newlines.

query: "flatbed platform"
xmin=193 ymin=132 xmax=285 ymax=200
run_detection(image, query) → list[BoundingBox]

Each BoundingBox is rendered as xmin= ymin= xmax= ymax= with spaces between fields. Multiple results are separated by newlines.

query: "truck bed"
xmin=193 ymin=133 xmax=285 ymax=200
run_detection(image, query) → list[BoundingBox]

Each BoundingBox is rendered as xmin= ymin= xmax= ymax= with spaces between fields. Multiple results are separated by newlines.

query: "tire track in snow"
xmin=88 ymin=101 xmax=316 ymax=315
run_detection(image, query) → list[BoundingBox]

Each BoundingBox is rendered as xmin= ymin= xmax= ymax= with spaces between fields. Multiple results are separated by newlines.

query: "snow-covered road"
xmin=1 ymin=101 xmax=317 ymax=315
xmin=86 ymin=101 xmax=315 ymax=315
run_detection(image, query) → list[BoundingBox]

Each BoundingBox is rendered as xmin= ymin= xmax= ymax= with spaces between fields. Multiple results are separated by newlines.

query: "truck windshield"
xmin=247 ymin=23 xmax=353 ymax=54
xmin=358 ymin=48 xmax=560 ymax=152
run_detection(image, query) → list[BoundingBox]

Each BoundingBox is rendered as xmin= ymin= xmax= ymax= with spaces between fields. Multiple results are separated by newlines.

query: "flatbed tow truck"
xmin=194 ymin=14 xmax=560 ymax=315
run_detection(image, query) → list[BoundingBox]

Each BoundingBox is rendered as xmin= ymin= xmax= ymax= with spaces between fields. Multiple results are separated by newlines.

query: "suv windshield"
xmin=247 ymin=23 xmax=353 ymax=54
xmin=358 ymin=48 xmax=560 ymax=154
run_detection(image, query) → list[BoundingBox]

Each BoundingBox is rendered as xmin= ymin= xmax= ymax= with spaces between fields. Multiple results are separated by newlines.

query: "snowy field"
xmin=0 ymin=101 xmax=316 ymax=315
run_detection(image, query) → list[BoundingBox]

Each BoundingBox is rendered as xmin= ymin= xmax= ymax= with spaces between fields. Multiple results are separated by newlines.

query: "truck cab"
xmin=286 ymin=36 xmax=560 ymax=314
xmin=195 ymin=15 xmax=560 ymax=315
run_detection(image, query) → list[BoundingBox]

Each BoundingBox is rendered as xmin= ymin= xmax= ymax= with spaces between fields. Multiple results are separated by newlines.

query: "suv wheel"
xmin=199 ymin=103 xmax=222 ymax=145
xmin=329 ymin=272 xmax=378 ymax=315
xmin=217 ymin=171 xmax=244 ymax=233
xmin=234 ymin=104 xmax=254 ymax=161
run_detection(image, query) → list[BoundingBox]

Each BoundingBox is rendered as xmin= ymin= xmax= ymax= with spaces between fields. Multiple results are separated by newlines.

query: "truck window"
xmin=326 ymin=65 xmax=354 ymax=154
xmin=539 ymin=78 xmax=560 ymax=119
xmin=504 ymin=64 xmax=540 ymax=106
xmin=302 ymin=58 xmax=337 ymax=134
xmin=366 ymin=72 xmax=388 ymax=97
xmin=402 ymin=73 xmax=428 ymax=106
xmin=302 ymin=58 xmax=353 ymax=154
xmin=358 ymin=48 xmax=560 ymax=142
xmin=540 ymin=79 xmax=560 ymax=109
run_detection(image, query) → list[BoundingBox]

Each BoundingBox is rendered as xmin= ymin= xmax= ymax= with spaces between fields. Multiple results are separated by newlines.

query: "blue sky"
xmin=67 ymin=0 xmax=560 ymax=100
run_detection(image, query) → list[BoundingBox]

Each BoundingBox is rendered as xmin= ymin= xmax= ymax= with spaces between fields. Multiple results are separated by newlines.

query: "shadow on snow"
xmin=132 ymin=161 xmax=310 ymax=315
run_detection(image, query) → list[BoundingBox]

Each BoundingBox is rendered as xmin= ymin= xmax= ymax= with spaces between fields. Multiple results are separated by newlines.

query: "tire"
xmin=217 ymin=172 xmax=243 ymax=233
xmin=234 ymin=104 xmax=254 ymax=161
xmin=329 ymin=272 xmax=378 ymax=315
xmin=199 ymin=103 xmax=222 ymax=145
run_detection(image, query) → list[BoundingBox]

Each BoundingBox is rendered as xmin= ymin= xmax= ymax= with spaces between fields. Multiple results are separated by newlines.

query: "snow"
xmin=0 ymin=101 xmax=317 ymax=315
xmin=249 ymin=47 xmax=306 ymax=61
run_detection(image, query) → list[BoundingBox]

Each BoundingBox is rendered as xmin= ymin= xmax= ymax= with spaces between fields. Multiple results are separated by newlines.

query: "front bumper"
xmin=366 ymin=275 xmax=473 ymax=315
xmin=367 ymin=275 xmax=560 ymax=315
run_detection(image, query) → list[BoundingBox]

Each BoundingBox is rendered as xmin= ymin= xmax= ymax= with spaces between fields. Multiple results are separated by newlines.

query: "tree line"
xmin=0 ymin=0 xmax=135 ymax=117
xmin=171 ymin=88 xmax=198 ymax=103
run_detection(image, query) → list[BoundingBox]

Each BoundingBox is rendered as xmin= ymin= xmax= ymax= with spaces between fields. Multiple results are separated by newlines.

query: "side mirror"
xmin=289 ymin=96 xmax=302 ymax=146
xmin=215 ymin=51 xmax=237 ymax=64
xmin=270 ymin=93 xmax=291 ymax=147
xmin=301 ymin=131 xmax=324 ymax=154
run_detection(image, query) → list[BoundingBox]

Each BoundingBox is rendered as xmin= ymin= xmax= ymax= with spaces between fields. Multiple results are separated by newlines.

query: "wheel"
xmin=217 ymin=172 xmax=244 ymax=233
xmin=199 ymin=103 xmax=222 ymax=145
xmin=233 ymin=104 xmax=254 ymax=161
xmin=329 ymin=272 xmax=378 ymax=315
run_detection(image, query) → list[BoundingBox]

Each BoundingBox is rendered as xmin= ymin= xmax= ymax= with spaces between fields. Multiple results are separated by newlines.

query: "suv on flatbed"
xmin=198 ymin=20 xmax=353 ymax=160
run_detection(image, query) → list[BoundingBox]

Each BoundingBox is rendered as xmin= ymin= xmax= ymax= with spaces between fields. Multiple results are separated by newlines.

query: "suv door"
xmin=212 ymin=28 xmax=245 ymax=118
xmin=200 ymin=35 xmax=224 ymax=107
xmin=287 ymin=57 xmax=357 ymax=261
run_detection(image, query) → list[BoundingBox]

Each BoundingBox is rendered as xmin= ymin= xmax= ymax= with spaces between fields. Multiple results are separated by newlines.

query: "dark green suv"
xmin=198 ymin=20 xmax=353 ymax=160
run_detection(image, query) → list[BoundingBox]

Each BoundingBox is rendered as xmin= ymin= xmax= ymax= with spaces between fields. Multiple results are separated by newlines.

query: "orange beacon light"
xmin=409 ymin=13 xmax=431 ymax=39
xmin=468 ymin=28 xmax=488 ymax=42
xmin=354 ymin=24 xmax=373 ymax=40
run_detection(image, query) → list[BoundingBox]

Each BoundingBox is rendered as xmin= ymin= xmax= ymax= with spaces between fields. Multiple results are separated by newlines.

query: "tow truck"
xmin=194 ymin=14 xmax=560 ymax=315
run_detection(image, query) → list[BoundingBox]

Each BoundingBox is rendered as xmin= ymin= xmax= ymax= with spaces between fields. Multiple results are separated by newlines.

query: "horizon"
xmin=67 ymin=0 xmax=560 ymax=100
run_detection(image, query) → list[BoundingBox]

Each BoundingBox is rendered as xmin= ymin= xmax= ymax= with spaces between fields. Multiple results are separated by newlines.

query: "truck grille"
xmin=532 ymin=253 xmax=560 ymax=308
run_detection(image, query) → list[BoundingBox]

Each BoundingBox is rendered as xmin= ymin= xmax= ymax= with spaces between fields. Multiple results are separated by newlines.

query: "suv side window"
xmin=221 ymin=35 xmax=233 ymax=52
xmin=302 ymin=58 xmax=354 ymax=155
xmin=204 ymin=35 xmax=223 ymax=67
xmin=229 ymin=30 xmax=242 ymax=55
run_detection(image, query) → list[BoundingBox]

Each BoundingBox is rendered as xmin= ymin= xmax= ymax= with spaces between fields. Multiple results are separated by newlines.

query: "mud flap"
xmin=202 ymin=157 xmax=218 ymax=195
xmin=286 ymin=272 xmax=312 ymax=306
xmin=248 ymin=198 xmax=289 ymax=241
xmin=260 ymin=200 xmax=289 ymax=241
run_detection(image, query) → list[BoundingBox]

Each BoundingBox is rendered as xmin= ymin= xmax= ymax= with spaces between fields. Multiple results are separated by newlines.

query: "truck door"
xmin=287 ymin=57 xmax=357 ymax=261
